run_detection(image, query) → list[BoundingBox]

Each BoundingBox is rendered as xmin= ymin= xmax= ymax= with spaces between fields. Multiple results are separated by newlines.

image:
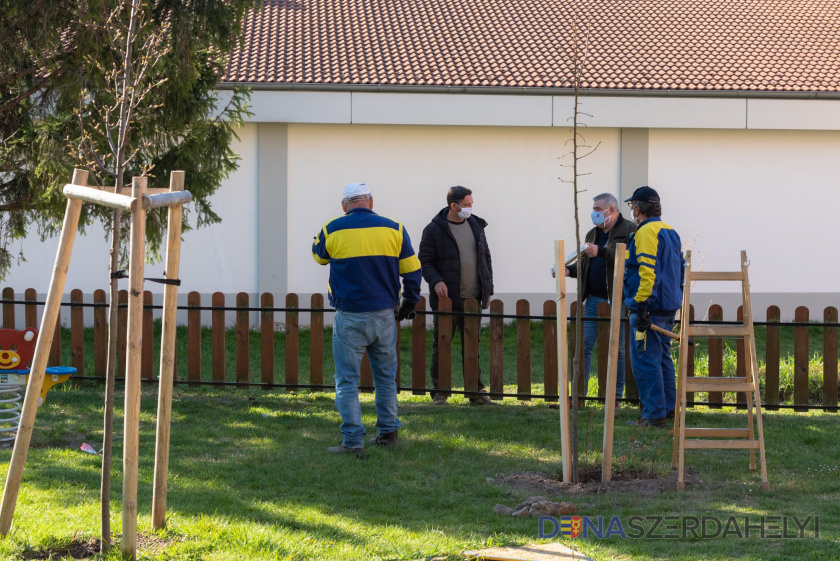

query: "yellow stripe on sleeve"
xmin=399 ymin=254 xmax=421 ymax=274
xmin=312 ymin=252 xmax=329 ymax=265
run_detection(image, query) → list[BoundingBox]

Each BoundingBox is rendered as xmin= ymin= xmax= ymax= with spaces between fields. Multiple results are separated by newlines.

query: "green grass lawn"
xmin=0 ymin=383 xmax=837 ymax=560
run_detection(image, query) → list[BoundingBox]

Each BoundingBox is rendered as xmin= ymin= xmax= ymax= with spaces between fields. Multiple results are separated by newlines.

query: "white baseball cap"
xmin=343 ymin=182 xmax=371 ymax=198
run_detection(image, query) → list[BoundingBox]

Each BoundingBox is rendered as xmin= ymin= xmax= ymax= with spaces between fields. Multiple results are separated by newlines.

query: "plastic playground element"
xmin=0 ymin=328 xmax=75 ymax=444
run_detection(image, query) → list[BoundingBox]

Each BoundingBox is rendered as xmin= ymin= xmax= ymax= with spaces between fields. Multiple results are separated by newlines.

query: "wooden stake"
xmin=601 ymin=243 xmax=626 ymax=482
xmin=151 ymin=171 xmax=185 ymax=529
xmin=122 ymin=176 xmax=147 ymax=560
xmin=0 ymin=169 xmax=87 ymax=535
xmin=555 ymin=240 xmax=572 ymax=482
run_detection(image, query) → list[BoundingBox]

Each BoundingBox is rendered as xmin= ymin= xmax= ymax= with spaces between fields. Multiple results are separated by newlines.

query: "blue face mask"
xmin=591 ymin=210 xmax=611 ymax=227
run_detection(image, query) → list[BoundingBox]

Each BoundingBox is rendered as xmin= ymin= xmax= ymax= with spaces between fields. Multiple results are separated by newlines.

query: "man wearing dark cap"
xmin=622 ymin=186 xmax=685 ymax=429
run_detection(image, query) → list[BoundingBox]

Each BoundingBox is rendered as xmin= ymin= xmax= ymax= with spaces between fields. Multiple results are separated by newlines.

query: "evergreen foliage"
xmin=0 ymin=0 xmax=256 ymax=273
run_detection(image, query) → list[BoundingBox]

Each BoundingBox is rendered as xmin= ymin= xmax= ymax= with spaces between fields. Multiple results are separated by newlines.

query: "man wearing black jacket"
xmin=566 ymin=193 xmax=635 ymax=407
xmin=419 ymin=186 xmax=495 ymax=406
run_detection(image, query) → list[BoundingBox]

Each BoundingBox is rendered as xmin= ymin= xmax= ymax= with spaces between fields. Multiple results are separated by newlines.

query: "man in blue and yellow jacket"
xmin=623 ymin=186 xmax=685 ymax=429
xmin=312 ymin=182 xmax=422 ymax=453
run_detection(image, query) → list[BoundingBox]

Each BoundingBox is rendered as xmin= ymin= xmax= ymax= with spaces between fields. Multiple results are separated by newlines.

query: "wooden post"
xmin=285 ymin=293 xmax=299 ymax=390
xmin=708 ymin=304 xmax=723 ymax=408
xmin=142 ymin=291 xmax=154 ymax=379
xmin=794 ymin=306 xmax=809 ymax=411
xmin=736 ymin=305 xmax=746 ymax=409
xmin=437 ymin=297 xmax=452 ymax=397
xmin=212 ymin=292 xmax=225 ymax=384
xmin=2 ymin=287 xmax=14 ymax=328
xmin=411 ymin=297 xmax=426 ymax=395
xmin=0 ymin=169 xmax=86 ymax=536
xmin=463 ymin=298 xmax=480 ymax=394
xmin=308 ymin=294 xmax=322 ymax=387
xmin=516 ymin=300 xmax=531 ymax=400
xmin=151 ymin=170 xmax=185 ymax=530
xmin=118 ymin=290 xmax=128 ymax=378
xmin=70 ymin=289 xmax=85 ymax=375
xmin=823 ymin=307 xmax=838 ymax=410
xmin=596 ymin=301 xmax=610 ymax=398
xmin=236 ymin=292 xmax=249 ymax=387
xmin=764 ymin=306 xmax=781 ymax=410
xmin=489 ymin=300 xmax=504 ymax=400
xmin=94 ymin=289 xmax=108 ymax=377
xmin=602 ymin=243 xmax=625 ymax=482
xmin=555 ymin=241 xmax=572 ymax=483
xmin=187 ymin=292 xmax=202 ymax=384
xmin=263 ymin=293 xmax=277 ymax=386
xmin=543 ymin=300 xmax=558 ymax=402
xmin=122 ymin=176 xmax=147 ymax=559
xmin=24 ymin=288 xmax=38 ymax=329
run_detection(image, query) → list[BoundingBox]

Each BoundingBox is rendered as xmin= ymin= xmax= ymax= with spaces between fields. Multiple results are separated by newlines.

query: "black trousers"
xmin=430 ymin=310 xmax=486 ymax=395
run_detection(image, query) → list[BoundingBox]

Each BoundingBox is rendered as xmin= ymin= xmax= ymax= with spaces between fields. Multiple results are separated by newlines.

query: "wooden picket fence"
xmin=1 ymin=288 xmax=837 ymax=411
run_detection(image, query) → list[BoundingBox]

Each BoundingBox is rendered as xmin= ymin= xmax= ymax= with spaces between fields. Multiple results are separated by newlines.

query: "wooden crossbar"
xmin=672 ymin=250 xmax=769 ymax=492
xmin=685 ymin=378 xmax=755 ymax=393
xmin=144 ymin=191 xmax=193 ymax=209
xmin=686 ymin=325 xmax=751 ymax=338
xmin=683 ymin=428 xmax=751 ymax=438
xmin=689 ymin=272 xmax=745 ymax=281
xmin=63 ymin=184 xmax=137 ymax=210
xmin=684 ymin=439 xmax=760 ymax=450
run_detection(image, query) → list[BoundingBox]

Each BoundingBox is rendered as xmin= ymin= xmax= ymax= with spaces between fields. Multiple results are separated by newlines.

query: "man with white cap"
xmin=312 ymin=183 xmax=422 ymax=453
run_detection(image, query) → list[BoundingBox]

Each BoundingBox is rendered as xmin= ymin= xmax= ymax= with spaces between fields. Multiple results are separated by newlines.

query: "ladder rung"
xmin=683 ymin=428 xmax=751 ymax=438
xmin=689 ymin=271 xmax=745 ymax=281
xmin=686 ymin=325 xmax=751 ymax=338
xmin=685 ymin=377 xmax=755 ymax=392
xmin=684 ymin=439 xmax=759 ymax=450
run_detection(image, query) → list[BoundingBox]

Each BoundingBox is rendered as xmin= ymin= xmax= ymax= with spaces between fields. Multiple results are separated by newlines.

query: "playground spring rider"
xmin=0 ymin=327 xmax=74 ymax=444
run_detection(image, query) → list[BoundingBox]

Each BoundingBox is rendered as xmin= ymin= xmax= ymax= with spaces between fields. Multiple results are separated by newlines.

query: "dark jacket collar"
xmin=345 ymin=207 xmax=376 ymax=216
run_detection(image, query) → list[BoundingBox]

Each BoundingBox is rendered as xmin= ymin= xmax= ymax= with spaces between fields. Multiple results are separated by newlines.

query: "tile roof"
xmin=222 ymin=0 xmax=840 ymax=94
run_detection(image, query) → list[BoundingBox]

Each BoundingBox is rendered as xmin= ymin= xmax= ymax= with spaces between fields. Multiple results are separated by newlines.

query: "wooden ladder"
xmin=672 ymin=250 xmax=769 ymax=491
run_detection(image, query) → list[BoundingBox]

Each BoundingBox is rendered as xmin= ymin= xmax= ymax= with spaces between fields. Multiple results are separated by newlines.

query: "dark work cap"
xmin=624 ymin=186 xmax=659 ymax=203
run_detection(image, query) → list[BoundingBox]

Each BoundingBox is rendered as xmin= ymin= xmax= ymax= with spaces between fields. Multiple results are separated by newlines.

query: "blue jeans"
xmin=582 ymin=296 xmax=625 ymax=398
xmin=333 ymin=309 xmax=402 ymax=448
xmin=628 ymin=312 xmax=677 ymax=420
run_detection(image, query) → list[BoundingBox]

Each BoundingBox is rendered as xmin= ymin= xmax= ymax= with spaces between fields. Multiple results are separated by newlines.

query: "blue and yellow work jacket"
xmin=312 ymin=207 xmax=422 ymax=313
xmin=623 ymin=217 xmax=685 ymax=313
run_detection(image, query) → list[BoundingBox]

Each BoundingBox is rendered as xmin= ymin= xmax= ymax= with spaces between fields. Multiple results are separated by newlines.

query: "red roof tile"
xmin=222 ymin=0 xmax=840 ymax=93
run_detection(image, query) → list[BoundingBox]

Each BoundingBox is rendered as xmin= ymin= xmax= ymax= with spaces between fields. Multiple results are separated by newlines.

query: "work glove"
xmin=636 ymin=302 xmax=651 ymax=333
xmin=395 ymin=300 xmax=417 ymax=321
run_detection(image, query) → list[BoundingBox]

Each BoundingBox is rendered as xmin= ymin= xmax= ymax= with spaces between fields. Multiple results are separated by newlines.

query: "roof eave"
xmin=217 ymin=82 xmax=840 ymax=100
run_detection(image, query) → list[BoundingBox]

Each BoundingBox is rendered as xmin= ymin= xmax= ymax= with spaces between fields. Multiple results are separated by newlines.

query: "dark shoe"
xmin=432 ymin=393 xmax=449 ymax=406
xmin=469 ymin=389 xmax=499 ymax=406
xmin=326 ymin=444 xmax=365 ymax=454
xmin=627 ymin=417 xmax=667 ymax=429
xmin=369 ymin=431 xmax=398 ymax=448
xmin=666 ymin=409 xmax=675 ymax=420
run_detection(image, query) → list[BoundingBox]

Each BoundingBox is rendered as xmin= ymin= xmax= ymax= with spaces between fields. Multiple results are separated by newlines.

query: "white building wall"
xmin=286 ymin=123 xmax=620 ymax=301
xmin=3 ymin=92 xmax=840 ymax=323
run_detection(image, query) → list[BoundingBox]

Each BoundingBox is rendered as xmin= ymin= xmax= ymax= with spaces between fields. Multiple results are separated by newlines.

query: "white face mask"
xmin=455 ymin=204 xmax=472 ymax=220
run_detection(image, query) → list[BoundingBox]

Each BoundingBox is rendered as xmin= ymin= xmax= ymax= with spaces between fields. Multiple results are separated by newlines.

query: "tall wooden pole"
xmin=601 ymin=243 xmax=626 ymax=482
xmin=151 ymin=171 xmax=185 ymax=529
xmin=122 ymin=176 xmax=147 ymax=560
xmin=555 ymin=240 xmax=572 ymax=482
xmin=0 ymin=169 xmax=88 ymax=535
